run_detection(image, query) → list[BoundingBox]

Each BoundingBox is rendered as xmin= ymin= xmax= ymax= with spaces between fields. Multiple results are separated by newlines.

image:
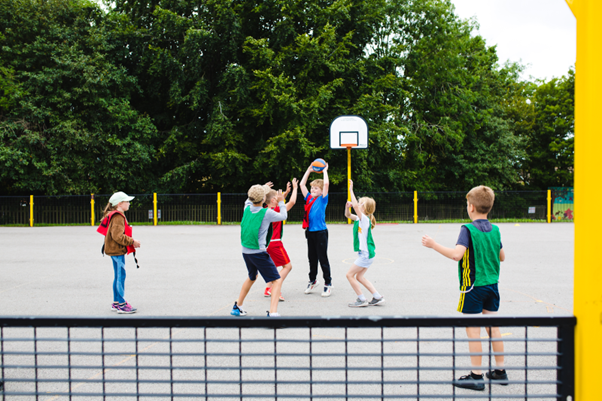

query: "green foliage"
xmin=0 ymin=0 xmax=575 ymax=195
xmin=0 ymin=0 xmax=158 ymax=195
xmin=521 ymin=69 xmax=574 ymax=189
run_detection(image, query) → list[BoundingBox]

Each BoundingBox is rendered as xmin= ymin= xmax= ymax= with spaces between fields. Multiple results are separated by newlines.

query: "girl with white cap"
xmin=98 ymin=191 xmax=141 ymax=313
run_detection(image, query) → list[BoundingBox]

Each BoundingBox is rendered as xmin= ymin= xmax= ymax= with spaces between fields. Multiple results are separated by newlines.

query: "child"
xmin=344 ymin=179 xmax=385 ymax=307
xmin=421 ymin=185 xmax=507 ymax=391
xmin=264 ymin=179 xmax=299 ymax=301
xmin=300 ymin=162 xmax=332 ymax=297
xmin=98 ymin=191 xmax=141 ymax=314
xmin=231 ymin=184 xmax=287 ymax=317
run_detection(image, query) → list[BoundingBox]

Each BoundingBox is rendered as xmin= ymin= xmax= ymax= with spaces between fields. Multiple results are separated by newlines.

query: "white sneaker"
xmin=321 ymin=284 xmax=332 ymax=297
xmin=348 ymin=298 xmax=369 ymax=307
xmin=267 ymin=312 xmax=281 ymax=317
xmin=368 ymin=297 xmax=385 ymax=306
xmin=304 ymin=280 xmax=319 ymax=294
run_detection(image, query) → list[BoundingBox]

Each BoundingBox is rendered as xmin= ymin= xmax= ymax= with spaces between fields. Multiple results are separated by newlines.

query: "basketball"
xmin=311 ymin=158 xmax=326 ymax=173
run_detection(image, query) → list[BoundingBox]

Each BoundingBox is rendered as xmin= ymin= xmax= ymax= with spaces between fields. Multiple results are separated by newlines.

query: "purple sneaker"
xmin=111 ymin=302 xmax=132 ymax=312
xmin=116 ymin=303 xmax=137 ymax=314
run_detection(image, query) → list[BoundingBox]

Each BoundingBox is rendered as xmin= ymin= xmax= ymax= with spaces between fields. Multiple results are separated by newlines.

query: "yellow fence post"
xmin=347 ymin=147 xmax=352 ymax=224
xmin=153 ymin=193 xmax=157 ymax=226
xmin=29 ymin=195 xmax=34 ymax=227
xmin=566 ymin=0 xmax=602 ymax=399
xmin=91 ymin=194 xmax=95 ymax=226
xmin=547 ymin=189 xmax=552 ymax=223
xmin=217 ymin=192 xmax=221 ymax=225
xmin=413 ymin=191 xmax=418 ymax=224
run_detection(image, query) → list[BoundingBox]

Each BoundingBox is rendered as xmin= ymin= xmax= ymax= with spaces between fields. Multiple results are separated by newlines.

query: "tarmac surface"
xmin=0 ymin=222 xmax=574 ymax=317
xmin=0 ymin=223 xmax=574 ymax=400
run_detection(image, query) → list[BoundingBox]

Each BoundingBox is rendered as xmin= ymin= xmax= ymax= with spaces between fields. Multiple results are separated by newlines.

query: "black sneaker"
xmin=453 ymin=373 xmax=485 ymax=391
xmin=486 ymin=370 xmax=509 ymax=385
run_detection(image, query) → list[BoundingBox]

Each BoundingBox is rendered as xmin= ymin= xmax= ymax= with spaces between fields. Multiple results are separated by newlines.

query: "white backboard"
xmin=329 ymin=115 xmax=368 ymax=149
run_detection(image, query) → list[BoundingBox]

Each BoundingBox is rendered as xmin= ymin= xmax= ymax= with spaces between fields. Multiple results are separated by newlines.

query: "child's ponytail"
xmin=102 ymin=201 xmax=118 ymax=219
xmin=359 ymin=197 xmax=377 ymax=229
xmin=368 ymin=213 xmax=376 ymax=229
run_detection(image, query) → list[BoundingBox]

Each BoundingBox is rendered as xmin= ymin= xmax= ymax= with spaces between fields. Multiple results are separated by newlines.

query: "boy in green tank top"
xmin=421 ymin=186 xmax=507 ymax=391
xmin=231 ymin=183 xmax=287 ymax=317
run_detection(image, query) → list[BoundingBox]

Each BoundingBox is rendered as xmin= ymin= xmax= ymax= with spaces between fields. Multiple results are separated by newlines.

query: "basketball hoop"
xmin=341 ymin=144 xmax=357 ymax=149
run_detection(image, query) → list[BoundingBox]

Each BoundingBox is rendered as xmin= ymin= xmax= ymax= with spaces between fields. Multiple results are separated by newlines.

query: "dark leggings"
xmin=306 ymin=229 xmax=331 ymax=285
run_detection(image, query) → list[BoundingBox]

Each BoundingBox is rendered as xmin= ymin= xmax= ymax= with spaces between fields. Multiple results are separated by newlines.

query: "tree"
xmin=0 ymin=0 xmax=158 ymax=195
xmin=521 ymin=69 xmax=574 ymax=189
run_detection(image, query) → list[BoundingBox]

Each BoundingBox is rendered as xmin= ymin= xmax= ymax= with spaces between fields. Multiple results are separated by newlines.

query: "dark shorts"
xmin=242 ymin=252 xmax=281 ymax=283
xmin=457 ymin=283 xmax=500 ymax=314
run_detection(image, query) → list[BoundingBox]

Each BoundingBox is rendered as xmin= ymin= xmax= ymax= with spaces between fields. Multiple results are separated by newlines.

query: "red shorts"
xmin=267 ymin=240 xmax=291 ymax=267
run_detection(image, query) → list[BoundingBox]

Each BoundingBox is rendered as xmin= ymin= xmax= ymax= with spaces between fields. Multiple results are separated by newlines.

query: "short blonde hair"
xmin=359 ymin=197 xmax=377 ymax=229
xmin=265 ymin=189 xmax=277 ymax=205
xmin=310 ymin=179 xmax=324 ymax=190
xmin=466 ymin=186 xmax=495 ymax=214
xmin=248 ymin=185 xmax=266 ymax=204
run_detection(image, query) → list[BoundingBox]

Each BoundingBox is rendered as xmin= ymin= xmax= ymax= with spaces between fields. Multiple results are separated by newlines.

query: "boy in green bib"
xmin=231 ymin=183 xmax=287 ymax=317
xmin=422 ymin=185 xmax=507 ymax=391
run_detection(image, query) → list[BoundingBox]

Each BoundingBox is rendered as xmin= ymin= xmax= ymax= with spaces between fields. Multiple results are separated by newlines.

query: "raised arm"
xmin=348 ymin=179 xmax=362 ymax=219
xmin=345 ymin=201 xmax=357 ymax=220
xmin=421 ymin=235 xmax=467 ymax=261
xmin=300 ymin=165 xmax=312 ymax=199
xmin=267 ymin=190 xmax=288 ymax=222
xmin=322 ymin=163 xmax=329 ymax=197
xmin=286 ymin=178 xmax=298 ymax=212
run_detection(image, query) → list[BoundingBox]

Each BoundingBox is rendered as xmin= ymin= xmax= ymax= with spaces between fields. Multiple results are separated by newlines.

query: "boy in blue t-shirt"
xmin=422 ymin=185 xmax=507 ymax=391
xmin=300 ymin=162 xmax=332 ymax=297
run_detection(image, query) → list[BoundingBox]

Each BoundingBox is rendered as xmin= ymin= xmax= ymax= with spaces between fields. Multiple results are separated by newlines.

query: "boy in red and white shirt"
xmin=264 ymin=179 xmax=299 ymax=301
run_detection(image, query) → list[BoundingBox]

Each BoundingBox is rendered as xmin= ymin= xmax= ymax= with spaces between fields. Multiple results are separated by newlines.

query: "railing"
xmin=0 ymin=315 xmax=575 ymax=400
xmin=0 ymin=190 xmax=572 ymax=226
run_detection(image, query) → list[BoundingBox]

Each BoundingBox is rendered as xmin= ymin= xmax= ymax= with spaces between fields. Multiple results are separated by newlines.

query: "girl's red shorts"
xmin=267 ymin=241 xmax=291 ymax=267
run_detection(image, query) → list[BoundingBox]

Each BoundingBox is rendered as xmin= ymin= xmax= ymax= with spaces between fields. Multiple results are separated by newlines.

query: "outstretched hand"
xmin=421 ymin=234 xmax=435 ymax=249
xmin=264 ymin=182 xmax=273 ymax=188
xmin=348 ymin=179 xmax=353 ymax=189
xmin=276 ymin=189 xmax=285 ymax=203
xmin=345 ymin=201 xmax=353 ymax=208
xmin=292 ymin=177 xmax=298 ymax=188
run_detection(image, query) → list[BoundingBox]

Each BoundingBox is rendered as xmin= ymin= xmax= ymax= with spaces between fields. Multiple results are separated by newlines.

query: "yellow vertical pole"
xmin=29 ymin=195 xmax=34 ymax=227
xmin=547 ymin=190 xmax=552 ymax=223
xmin=217 ymin=192 xmax=222 ymax=225
xmin=413 ymin=191 xmax=418 ymax=224
xmin=347 ymin=147 xmax=351 ymax=224
xmin=566 ymin=0 xmax=602 ymax=399
xmin=153 ymin=193 xmax=157 ymax=226
xmin=91 ymin=194 xmax=95 ymax=226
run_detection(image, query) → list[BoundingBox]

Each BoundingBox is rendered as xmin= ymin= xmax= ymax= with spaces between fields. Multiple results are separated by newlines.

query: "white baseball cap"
xmin=109 ymin=191 xmax=135 ymax=206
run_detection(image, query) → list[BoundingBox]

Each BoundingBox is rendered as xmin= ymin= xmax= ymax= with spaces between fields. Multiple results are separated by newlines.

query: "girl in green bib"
xmin=344 ymin=180 xmax=385 ymax=308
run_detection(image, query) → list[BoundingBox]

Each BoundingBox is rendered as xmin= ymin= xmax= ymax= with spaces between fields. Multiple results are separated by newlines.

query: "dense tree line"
xmin=0 ymin=0 xmax=574 ymax=195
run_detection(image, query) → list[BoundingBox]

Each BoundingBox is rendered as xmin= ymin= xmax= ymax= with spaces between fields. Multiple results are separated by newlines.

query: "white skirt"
xmin=354 ymin=250 xmax=374 ymax=268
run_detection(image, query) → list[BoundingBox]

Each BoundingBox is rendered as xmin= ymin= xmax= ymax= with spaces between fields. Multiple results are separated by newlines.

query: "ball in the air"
xmin=311 ymin=158 xmax=326 ymax=173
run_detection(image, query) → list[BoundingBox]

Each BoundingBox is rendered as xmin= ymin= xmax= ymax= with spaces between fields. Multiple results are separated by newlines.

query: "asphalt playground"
xmin=0 ymin=222 xmax=574 ymax=317
xmin=0 ymin=222 xmax=574 ymax=400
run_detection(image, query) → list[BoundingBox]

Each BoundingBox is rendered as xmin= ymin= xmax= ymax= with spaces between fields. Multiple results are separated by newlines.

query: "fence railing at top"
xmin=0 ymin=315 xmax=575 ymax=400
xmin=0 ymin=189 xmax=574 ymax=226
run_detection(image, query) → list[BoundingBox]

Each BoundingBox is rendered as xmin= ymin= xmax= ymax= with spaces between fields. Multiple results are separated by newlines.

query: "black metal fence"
xmin=0 ymin=190 xmax=559 ymax=226
xmin=0 ymin=315 xmax=575 ymax=400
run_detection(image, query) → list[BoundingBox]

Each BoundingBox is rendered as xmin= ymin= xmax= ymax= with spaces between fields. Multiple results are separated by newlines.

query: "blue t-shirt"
xmin=457 ymin=219 xmax=503 ymax=249
xmin=305 ymin=193 xmax=328 ymax=231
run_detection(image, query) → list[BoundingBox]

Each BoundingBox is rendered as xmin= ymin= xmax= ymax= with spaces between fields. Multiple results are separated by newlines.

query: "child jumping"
xmin=421 ymin=185 xmax=507 ymax=391
xmin=344 ymin=180 xmax=385 ymax=307
xmin=264 ymin=178 xmax=299 ymax=301
xmin=231 ymin=184 xmax=287 ymax=317
xmin=98 ymin=191 xmax=141 ymax=314
xmin=300 ymin=162 xmax=332 ymax=297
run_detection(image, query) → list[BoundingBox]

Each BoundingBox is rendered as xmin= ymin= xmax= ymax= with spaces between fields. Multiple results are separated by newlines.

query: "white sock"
xmin=358 ymin=294 xmax=366 ymax=301
xmin=372 ymin=292 xmax=382 ymax=299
